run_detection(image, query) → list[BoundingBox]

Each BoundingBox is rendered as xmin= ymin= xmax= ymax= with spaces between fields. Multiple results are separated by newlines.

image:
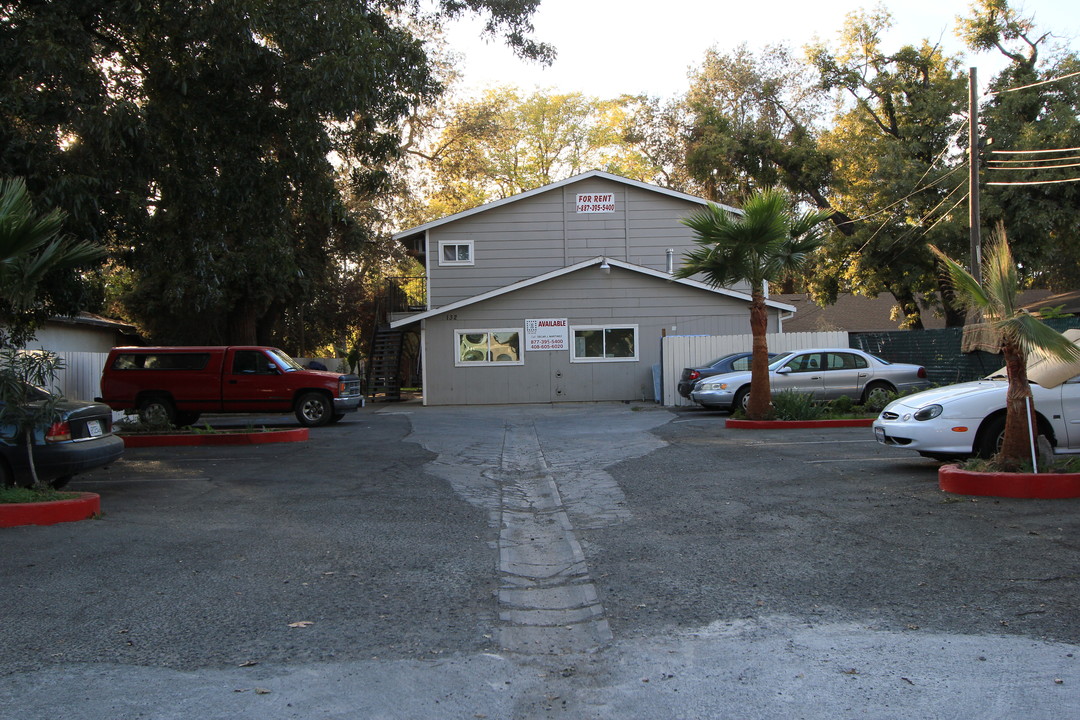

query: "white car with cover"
xmin=873 ymin=329 xmax=1080 ymax=460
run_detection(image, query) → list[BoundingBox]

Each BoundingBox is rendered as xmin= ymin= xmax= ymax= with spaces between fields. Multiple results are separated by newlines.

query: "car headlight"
xmin=700 ymin=382 xmax=729 ymax=391
xmin=913 ymin=404 xmax=943 ymax=421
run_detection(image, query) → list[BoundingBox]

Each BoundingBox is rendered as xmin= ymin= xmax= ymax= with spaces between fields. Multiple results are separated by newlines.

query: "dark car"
xmin=1 ymin=386 xmax=124 ymax=489
xmin=677 ymin=352 xmax=778 ymax=398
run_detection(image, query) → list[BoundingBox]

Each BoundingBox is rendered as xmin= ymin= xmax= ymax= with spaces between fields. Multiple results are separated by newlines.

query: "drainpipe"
xmin=666 ymin=248 xmax=674 ymax=275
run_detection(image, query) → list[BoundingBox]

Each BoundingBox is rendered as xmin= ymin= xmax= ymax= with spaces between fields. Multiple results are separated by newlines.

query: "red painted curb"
xmin=0 ymin=492 xmax=100 ymax=528
xmin=939 ymin=464 xmax=1080 ymax=499
xmin=121 ymin=428 xmax=309 ymax=447
xmin=725 ymin=418 xmax=875 ymax=430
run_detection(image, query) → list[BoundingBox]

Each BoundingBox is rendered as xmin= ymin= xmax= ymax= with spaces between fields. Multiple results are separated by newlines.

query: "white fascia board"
xmin=391 ymin=170 xmax=740 ymax=241
xmin=389 ymin=257 xmax=794 ymax=328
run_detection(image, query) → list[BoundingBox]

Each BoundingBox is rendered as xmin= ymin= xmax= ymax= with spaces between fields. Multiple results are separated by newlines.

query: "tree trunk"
xmin=227 ymin=305 xmax=259 ymax=345
xmin=746 ymin=292 xmax=772 ymax=420
xmin=998 ymin=338 xmax=1037 ymax=468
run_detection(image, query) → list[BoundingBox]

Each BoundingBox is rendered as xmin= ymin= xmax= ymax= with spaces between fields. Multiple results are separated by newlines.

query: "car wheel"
xmin=860 ymin=381 xmax=895 ymax=405
xmin=295 ymin=392 xmax=332 ymax=427
xmin=50 ymin=475 xmax=73 ymax=490
xmin=733 ymin=386 xmax=751 ymax=413
xmin=977 ymin=414 xmax=1007 ymax=459
xmin=138 ymin=396 xmax=176 ymax=426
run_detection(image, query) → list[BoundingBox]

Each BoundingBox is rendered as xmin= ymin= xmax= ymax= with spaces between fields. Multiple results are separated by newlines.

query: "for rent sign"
xmin=576 ymin=193 xmax=615 ymax=213
xmin=525 ymin=318 xmax=569 ymax=351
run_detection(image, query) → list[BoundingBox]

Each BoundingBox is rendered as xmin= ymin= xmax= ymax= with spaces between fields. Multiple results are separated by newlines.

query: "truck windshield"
xmin=267 ymin=349 xmax=304 ymax=372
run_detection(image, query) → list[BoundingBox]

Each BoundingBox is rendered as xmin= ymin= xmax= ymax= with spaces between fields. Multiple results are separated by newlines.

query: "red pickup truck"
xmin=98 ymin=346 xmax=363 ymax=427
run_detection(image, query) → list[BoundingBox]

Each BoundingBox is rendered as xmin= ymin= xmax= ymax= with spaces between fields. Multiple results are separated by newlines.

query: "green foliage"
xmin=409 ymin=87 xmax=669 ymax=220
xmin=771 ymin=390 xmax=826 ymax=421
xmin=1038 ymin=305 xmax=1073 ymax=319
xmin=1 ymin=0 xmax=550 ymax=347
xmin=0 ymin=486 xmax=78 ymax=504
xmin=0 ymin=178 xmax=105 ymax=347
xmin=807 ymin=8 xmax=969 ymax=328
xmin=962 ymin=0 xmax=1080 ymax=292
xmin=828 ymin=395 xmax=856 ymax=415
xmin=684 ymin=43 xmax=832 ymax=208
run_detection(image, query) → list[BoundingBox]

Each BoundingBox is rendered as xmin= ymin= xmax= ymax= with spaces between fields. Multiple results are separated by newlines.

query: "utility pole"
xmin=969 ymin=67 xmax=982 ymax=282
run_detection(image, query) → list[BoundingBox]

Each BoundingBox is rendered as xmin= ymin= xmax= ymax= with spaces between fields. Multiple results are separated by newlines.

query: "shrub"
xmin=771 ymin=390 xmax=825 ymax=421
xmin=828 ymin=395 xmax=855 ymax=415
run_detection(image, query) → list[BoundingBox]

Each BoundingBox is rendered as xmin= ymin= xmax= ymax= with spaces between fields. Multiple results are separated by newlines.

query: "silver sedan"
xmin=689 ymin=348 xmax=931 ymax=412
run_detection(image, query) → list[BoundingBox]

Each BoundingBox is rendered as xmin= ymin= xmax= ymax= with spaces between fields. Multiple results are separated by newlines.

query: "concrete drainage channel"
xmin=400 ymin=404 xmax=669 ymax=657
xmin=495 ymin=423 xmax=612 ymax=654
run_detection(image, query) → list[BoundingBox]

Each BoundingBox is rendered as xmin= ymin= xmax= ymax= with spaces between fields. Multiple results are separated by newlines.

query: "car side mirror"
xmin=776 ymin=366 xmax=792 ymax=375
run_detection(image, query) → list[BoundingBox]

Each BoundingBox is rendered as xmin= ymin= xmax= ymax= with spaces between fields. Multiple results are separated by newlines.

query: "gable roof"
xmin=392 ymin=170 xmax=737 ymax=242
xmin=390 ymin=256 xmax=795 ymax=329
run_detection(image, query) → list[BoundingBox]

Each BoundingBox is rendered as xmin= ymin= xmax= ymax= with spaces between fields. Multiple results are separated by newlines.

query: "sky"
xmin=441 ymin=0 xmax=1079 ymax=99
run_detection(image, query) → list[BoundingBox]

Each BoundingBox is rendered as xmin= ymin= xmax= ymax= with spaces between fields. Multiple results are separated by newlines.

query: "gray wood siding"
xmin=422 ymin=265 xmax=778 ymax=405
xmin=426 ymin=177 xmax=751 ymax=307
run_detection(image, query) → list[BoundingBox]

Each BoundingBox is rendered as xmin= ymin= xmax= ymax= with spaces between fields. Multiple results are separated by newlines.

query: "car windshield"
xmin=267 ymin=348 xmax=305 ymax=372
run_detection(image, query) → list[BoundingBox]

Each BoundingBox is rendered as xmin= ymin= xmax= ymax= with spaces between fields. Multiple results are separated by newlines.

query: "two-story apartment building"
xmin=390 ymin=171 xmax=796 ymax=405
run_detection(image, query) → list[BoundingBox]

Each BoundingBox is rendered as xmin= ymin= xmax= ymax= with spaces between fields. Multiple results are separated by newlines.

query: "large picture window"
xmin=570 ymin=325 xmax=638 ymax=362
xmin=455 ymin=329 xmax=523 ymax=366
xmin=439 ymin=240 xmax=474 ymax=266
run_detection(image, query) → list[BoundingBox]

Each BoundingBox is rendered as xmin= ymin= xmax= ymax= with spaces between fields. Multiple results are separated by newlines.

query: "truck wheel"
xmin=295 ymin=392 xmax=332 ymax=427
xmin=138 ymin=396 xmax=176 ymax=426
xmin=174 ymin=412 xmax=201 ymax=427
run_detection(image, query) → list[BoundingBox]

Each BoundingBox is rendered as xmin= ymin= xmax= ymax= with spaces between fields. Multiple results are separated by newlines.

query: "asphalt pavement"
xmin=1 ymin=402 xmax=1078 ymax=719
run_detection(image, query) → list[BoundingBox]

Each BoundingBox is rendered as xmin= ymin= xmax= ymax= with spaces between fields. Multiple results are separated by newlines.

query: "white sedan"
xmin=873 ymin=368 xmax=1080 ymax=460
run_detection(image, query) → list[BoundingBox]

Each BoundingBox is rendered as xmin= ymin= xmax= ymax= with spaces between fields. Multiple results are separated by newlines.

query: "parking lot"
xmin=2 ymin=403 xmax=1079 ymax=719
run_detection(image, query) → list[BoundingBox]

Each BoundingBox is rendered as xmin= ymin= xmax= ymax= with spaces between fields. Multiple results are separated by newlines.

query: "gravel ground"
xmin=1 ymin=403 xmax=1078 ymax=719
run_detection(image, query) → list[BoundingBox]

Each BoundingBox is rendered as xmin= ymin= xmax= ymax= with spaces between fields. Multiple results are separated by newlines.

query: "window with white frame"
xmin=570 ymin=325 xmax=638 ymax=362
xmin=455 ymin=329 xmax=523 ymax=366
xmin=439 ymin=240 xmax=474 ymax=266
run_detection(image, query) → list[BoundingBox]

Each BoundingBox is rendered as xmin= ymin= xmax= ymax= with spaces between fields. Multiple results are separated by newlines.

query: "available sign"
xmin=525 ymin=318 xmax=569 ymax=351
xmin=576 ymin=193 xmax=615 ymax=213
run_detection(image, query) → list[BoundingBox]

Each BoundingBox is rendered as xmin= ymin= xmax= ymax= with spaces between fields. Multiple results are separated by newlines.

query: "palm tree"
xmin=0 ymin=177 xmax=104 ymax=487
xmin=676 ymin=188 xmax=832 ymax=420
xmin=932 ymin=227 xmax=1080 ymax=469
xmin=0 ymin=177 xmax=103 ymax=312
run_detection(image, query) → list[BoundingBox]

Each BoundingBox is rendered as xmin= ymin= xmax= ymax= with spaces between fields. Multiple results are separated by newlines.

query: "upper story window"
xmin=439 ymin=240 xmax=474 ymax=266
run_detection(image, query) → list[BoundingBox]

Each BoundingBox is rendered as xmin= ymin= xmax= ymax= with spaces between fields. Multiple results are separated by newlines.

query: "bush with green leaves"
xmin=771 ymin=390 xmax=826 ymax=421
xmin=828 ymin=395 xmax=856 ymax=415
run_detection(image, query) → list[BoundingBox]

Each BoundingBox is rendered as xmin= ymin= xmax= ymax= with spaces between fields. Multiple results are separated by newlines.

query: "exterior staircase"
xmin=366 ymin=326 xmax=404 ymax=401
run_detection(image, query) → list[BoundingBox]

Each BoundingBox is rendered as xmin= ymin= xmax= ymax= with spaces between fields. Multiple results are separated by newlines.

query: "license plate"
xmin=87 ymin=420 xmax=103 ymax=437
xmin=874 ymin=426 xmax=885 ymax=443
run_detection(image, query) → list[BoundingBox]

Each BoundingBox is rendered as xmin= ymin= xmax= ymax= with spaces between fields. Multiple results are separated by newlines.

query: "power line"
xmin=988 ymin=161 xmax=1080 ymax=172
xmin=988 ymin=154 xmax=1080 ymax=164
xmin=989 ymin=146 xmax=1080 ymax=155
xmin=988 ymin=69 xmax=1080 ymax=95
xmin=987 ymin=176 xmax=1080 ymax=186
